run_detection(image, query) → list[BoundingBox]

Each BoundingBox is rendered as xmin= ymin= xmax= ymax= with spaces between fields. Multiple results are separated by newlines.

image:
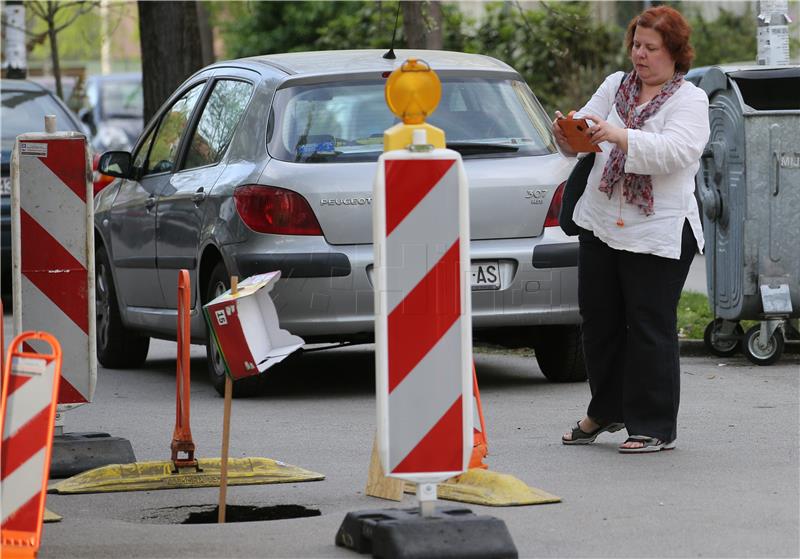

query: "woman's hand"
xmin=552 ymin=110 xmax=577 ymax=157
xmin=584 ymin=114 xmax=629 ymax=153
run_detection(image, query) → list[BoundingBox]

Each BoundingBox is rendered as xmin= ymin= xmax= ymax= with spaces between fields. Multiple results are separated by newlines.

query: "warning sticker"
xmin=12 ymin=356 xmax=46 ymax=375
xmin=20 ymin=142 xmax=48 ymax=157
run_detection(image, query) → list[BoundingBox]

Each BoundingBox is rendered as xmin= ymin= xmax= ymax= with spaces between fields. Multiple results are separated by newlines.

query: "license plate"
xmin=471 ymin=262 xmax=500 ymax=291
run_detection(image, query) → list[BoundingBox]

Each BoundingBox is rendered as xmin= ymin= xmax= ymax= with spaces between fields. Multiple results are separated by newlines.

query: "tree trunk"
xmin=196 ymin=2 xmax=215 ymax=67
xmin=46 ymin=3 xmax=63 ymax=101
xmin=425 ymin=1 xmax=443 ymax=50
xmin=137 ymin=0 xmax=205 ymax=123
xmin=401 ymin=1 xmax=443 ymax=50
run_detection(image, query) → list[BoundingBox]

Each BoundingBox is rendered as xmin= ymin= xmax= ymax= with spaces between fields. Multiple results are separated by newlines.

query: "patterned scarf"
xmin=598 ymin=70 xmax=685 ymax=216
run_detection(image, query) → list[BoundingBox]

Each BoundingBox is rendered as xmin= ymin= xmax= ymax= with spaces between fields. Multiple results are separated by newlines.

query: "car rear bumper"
xmin=228 ymin=227 xmax=579 ymax=341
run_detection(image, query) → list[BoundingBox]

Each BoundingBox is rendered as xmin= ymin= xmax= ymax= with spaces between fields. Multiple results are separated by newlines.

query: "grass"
xmin=677 ymin=291 xmax=714 ymax=339
xmin=475 ymin=291 xmax=718 ymax=357
xmin=473 ymin=291 xmax=743 ymax=356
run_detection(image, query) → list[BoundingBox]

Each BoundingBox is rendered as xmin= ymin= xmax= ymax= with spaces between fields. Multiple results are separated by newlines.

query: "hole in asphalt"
xmin=184 ymin=504 xmax=321 ymax=524
xmin=141 ymin=504 xmax=321 ymax=524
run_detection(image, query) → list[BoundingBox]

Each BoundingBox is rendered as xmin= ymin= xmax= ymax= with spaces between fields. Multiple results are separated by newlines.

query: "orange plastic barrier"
xmin=1 ymin=332 xmax=63 ymax=559
xmin=469 ymin=365 xmax=489 ymax=470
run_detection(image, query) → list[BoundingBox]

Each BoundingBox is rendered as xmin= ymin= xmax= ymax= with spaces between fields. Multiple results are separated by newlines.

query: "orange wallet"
xmin=557 ymin=117 xmax=601 ymax=153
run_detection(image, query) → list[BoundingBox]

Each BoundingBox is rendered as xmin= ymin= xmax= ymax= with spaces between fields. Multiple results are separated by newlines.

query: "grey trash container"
xmin=695 ymin=65 xmax=800 ymax=365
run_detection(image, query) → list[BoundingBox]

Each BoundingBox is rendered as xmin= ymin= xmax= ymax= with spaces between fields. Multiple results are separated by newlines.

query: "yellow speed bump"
xmin=49 ymin=457 xmax=324 ymax=495
xmin=406 ymin=468 xmax=560 ymax=507
xmin=44 ymin=508 xmax=63 ymax=523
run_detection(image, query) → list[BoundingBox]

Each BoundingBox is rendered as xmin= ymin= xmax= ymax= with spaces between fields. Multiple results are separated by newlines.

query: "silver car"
xmin=95 ymin=49 xmax=583 ymax=396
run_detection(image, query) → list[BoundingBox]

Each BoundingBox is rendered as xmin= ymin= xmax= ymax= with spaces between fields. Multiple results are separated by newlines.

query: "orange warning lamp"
xmin=383 ymin=58 xmax=446 ymax=151
xmin=385 ymin=58 xmax=441 ymax=125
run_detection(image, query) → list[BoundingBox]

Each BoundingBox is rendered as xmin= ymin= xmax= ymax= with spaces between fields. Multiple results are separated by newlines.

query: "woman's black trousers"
xmin=577 ymin=222 xmax=696 ymax=442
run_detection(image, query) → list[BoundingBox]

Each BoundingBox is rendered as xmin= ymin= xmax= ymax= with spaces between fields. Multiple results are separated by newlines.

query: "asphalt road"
xmin=3 ymin=321 xmax=793 ymax=559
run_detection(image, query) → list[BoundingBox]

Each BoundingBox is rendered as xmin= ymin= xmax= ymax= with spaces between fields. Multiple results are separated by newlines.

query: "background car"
xmin=78 ymin=73 xmax=144 ymax=194
xmin=94 ymin=49 xmax=583 ymax=396
xmin=28 ymin=74 xmax=84 ymax=113
xmin=1 ymin=78 xmax=88 ymax=303
xmin=80 ymin=72 xmax=143 ymax=153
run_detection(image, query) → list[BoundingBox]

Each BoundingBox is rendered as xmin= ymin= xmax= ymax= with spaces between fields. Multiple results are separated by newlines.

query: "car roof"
xmin=240 ymin=49 xmax=516 ymax=77
xmin=1 ymin=78 xmax=50 ymax=92
xmin=87 ymin=72 xmax=141 ymax=83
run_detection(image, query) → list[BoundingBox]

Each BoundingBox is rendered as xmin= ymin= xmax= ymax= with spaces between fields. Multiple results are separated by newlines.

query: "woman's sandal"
xmin=562 ymin=420 xmax=625 ymax=445
xmin=618 ymin=436 xmax=677 ymax=454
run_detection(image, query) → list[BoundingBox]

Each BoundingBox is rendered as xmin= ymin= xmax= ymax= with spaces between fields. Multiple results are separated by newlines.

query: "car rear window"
xmin=1 ymin=89 xmax=76 ymax=140
xmin=268 ymin=77 xmax=556 ymax=163
xmin=100 ymin=80 xmax=143 ymax=119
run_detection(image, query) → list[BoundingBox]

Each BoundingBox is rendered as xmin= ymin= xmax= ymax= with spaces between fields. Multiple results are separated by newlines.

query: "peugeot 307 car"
xmin=94 ymin=49 xmax=583 ymax=396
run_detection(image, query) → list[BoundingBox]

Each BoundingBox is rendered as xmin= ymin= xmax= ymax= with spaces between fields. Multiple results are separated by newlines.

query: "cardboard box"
xmin=203 ymin=272 xmax=304 ymax=381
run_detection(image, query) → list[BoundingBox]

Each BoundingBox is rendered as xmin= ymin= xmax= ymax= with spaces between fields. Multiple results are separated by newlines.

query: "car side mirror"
xmin=98 ymin=151 xmax=133 ymax=179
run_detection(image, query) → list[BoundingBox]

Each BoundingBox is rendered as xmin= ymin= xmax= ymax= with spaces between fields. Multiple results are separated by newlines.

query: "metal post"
xmin=418 ymin=482 xmax=438 ymax=517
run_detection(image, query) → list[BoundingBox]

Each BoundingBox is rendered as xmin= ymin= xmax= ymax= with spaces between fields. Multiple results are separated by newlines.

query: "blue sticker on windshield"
xmin=298 ymin=141 xmax=335 ymax=156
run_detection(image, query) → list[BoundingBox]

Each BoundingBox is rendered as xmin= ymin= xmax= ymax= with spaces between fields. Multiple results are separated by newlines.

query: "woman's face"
xmin=630 ymin=26 xmax=676 ymax=86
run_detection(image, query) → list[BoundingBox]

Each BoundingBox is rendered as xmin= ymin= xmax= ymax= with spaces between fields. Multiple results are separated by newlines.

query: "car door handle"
xmin=145 ymin=196 xmax=156 ymax=210
xmin=192 ymin=188 xmax=207 ymax=204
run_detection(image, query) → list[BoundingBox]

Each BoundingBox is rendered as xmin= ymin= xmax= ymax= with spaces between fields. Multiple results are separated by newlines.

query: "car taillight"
xmin=544 ymin=182 xmax=566 ymax=228
xmin=234 ymin=184 xmax=323 ymax=236
xmin=91 ymin=152 xmax=115 ymax=195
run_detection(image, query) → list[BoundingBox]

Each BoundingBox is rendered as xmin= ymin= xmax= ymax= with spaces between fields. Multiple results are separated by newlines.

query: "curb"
xmin=679 ymin=338 xmax=799 ymax=357
xmin=679 ymin=339 xmax=708 ymax=357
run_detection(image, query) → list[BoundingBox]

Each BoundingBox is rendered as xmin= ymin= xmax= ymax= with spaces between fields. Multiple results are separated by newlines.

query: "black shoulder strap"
xmin=617 ymin=72 xmax=629 ymax=94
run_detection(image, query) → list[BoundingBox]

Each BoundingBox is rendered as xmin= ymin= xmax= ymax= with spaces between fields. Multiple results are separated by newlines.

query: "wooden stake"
xmin=218 ymin=276 xmax=237 ymax=523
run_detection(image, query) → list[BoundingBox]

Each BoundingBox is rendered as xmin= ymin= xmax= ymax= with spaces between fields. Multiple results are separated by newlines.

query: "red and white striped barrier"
xmin=11 ymin=131 xmax=95 ymax=405
xmin=373 ymin=142 xmax=473 ymax=484
xmin=1 ymin=331 xmax=62 ymax=558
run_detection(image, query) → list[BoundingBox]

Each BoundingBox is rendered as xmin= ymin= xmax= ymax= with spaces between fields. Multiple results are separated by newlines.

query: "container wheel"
xmin=742 ymin=325 xmax=784 ymax=366
xmin=703 ymin=319 xmax=743 ymax=357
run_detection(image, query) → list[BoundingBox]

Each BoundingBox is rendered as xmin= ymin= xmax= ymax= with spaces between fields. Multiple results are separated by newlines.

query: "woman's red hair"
xmin=626 ymin=6 xmax=695 ymax=73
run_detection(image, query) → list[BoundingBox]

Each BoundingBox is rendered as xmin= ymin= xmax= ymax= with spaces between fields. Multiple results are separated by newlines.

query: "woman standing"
xmin=554 ymin=6 xmax=709 ymax=453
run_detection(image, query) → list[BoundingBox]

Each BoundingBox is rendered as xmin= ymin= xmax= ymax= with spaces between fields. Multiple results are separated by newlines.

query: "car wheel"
xmin=203 ymin=260 xmax=265 ymax=398
xmin=95 ymin=245 xmax=150 ymax=368
xmin=742 ymin=325 xmax=784 ymax=366
xmin=703 ymin=319 xmax=743 ymax=357
xmin=532 ymin=325 xmax=587 ymax=382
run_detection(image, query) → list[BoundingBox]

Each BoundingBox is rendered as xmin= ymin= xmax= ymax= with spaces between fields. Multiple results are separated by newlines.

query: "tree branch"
xmin=53 ymin=2 xmax=99 ymax=34
xmin=25 ymin=1 xmax=49 ymax=19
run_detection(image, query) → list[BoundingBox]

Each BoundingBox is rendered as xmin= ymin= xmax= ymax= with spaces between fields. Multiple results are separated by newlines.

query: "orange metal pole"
xmin=1 ymin=299 xmax=4 ymax=379
xmin=171 ymin=270 xmax=197 ymax=470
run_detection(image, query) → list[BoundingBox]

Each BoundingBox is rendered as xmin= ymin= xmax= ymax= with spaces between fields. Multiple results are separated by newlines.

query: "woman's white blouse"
xmin=570 ymin=71 xmax=710 ymax=259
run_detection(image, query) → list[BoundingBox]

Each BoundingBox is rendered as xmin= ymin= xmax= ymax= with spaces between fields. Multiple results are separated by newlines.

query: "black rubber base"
xmin=50 ymin=432 xmax=136 ymax=478
xmin=335 ymin=505 xmax=518 ymax=559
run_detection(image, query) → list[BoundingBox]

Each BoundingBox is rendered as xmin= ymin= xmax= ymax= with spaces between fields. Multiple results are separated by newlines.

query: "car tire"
xmin=95 ymin=245 xmax=150 ymax=368
xmin=203 ymin=260 xmax=265 ymax=398
xmin=532 ymin=325 xmax=587 ymax=382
